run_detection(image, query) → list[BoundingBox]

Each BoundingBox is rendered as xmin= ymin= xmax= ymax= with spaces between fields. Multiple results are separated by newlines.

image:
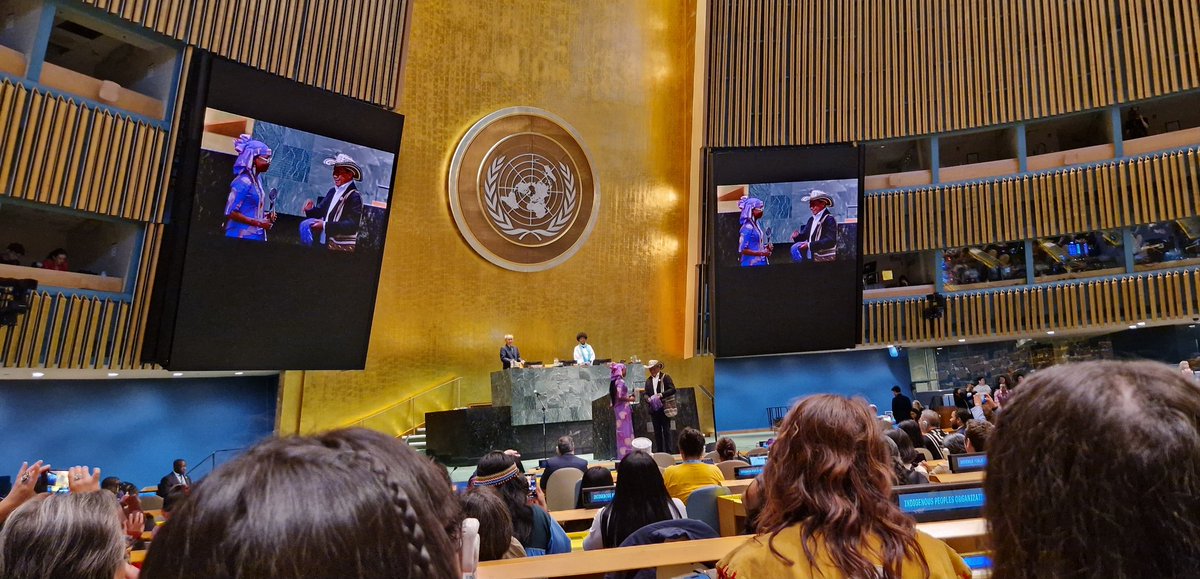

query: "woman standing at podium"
xmin=609 ymin=363 xmax=635 ymax=459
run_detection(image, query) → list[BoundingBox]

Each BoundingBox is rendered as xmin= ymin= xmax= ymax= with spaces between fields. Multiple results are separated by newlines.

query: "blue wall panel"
xmin=0 ymin=376 xmax=276 ymax=489
xmin=715 ymin=349 xmax=913 ymax=432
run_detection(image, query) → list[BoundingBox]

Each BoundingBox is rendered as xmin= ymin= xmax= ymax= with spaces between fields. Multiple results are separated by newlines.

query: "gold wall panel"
xmin=705 ymin=0 xmax=1163 ymax=146
xmin=862 ymin=268 xmax=1200 ymax=345
xmin=863 ymin=148 xmax=1200 ymax=256
xmin=80 ymin=0 xmax=411 ymax=108
xmin=0 ymin=80 xmax=169 ymax=222
xmin=0 ymin=224 xmax=163 ymax=369
xmin=282 ymin=0 xmax=713 ymax=434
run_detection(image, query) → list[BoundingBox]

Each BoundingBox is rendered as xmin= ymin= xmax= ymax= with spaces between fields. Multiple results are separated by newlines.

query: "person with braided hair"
xmin=141 ymin=428 xmax=462 ymax=578
xmin=472 ymin=451 xmax=571 ymax=556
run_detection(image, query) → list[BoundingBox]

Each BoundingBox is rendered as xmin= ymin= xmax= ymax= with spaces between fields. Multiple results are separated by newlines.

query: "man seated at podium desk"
xmin=573 ymin=332 xmax=596 ymax=365
xmin=500 ymin=334 xmax=524 ymax=369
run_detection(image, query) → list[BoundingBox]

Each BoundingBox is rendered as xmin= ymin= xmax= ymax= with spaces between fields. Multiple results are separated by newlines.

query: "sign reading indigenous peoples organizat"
xmin=448 ymin=107 xmax=600 ymax=272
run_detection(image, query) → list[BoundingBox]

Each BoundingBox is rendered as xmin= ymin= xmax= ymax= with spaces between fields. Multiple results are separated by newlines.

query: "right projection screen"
xmin=708 ymin=145 xmax=865 ymax=357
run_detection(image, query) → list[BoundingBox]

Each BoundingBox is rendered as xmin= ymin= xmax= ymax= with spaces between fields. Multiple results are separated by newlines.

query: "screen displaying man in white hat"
xmin=300 ymin=153 xmax=364 ymax=252
xmin=789 ymin=189 xmax=839 ymax=263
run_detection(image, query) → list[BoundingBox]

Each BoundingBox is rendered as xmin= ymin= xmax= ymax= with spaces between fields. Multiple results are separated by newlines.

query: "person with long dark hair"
xmin=141 ymin=428 xmax=462 ymax=578
xmin=471 ymin=451 xmax=570 ymax=556
xmin=718 ymin=395 xmax=969 ymax=578
xmin=582 ymin=451 xmax=686 ymax=550
xmin=459 ymin=487 xmax=524 ymax=561
xmin=987 ymin=361 xmax=1200 ymax=578
xmin=884 ymin=428 xmax=923 ymax=469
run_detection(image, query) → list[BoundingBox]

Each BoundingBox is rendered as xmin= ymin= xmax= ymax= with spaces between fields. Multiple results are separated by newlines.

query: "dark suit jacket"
xmin=305 ymin=183 xmax=363 ymax=240
xmin=157 ymin=472 xmax=191 ymax=499
xmin=643 ymin=373 xmax=677 ymax=413
xmin=541 ymin=454 xmax=588 ymax=489
xmin=892 ymin=394 xmax=913 ymax=421
xmin=500 ymin=345 xmax=521 ymax=368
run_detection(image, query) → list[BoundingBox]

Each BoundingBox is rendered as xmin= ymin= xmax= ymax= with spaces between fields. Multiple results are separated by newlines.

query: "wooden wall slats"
xmin=860 ymin=147 xmax=1200 ymax=255
xmin=863 ymin=267 xmax=1200 ymax=345
xmin=704 ymin=0 xmax=1200 ymax=146
xmin=0 ymin=225 xmax=163 ymax=369
xmin=81 ymin=0 xmax=410 ymax=108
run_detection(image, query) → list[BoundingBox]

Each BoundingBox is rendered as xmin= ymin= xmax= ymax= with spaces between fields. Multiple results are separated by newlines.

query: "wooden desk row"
xmin=477 ymin=518 xmax=989 ymax=579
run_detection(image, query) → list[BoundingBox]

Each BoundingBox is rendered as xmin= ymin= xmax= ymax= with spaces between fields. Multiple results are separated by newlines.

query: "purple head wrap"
xmin=610 ymin=363 xmax=626 ymax=381
xmin=232 ymin=134 xmax=271 ymax=177
xmin=738 ymin=196 xmax=764 ymax=225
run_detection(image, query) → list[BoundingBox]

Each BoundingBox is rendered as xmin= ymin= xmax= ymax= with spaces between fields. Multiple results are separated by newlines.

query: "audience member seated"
xmin=540 ymin=435 xmax=588 ymax=490
xmin=717 ymin=395 xmax=970 ymax=578
xmin=663 ymin=427 xmax=724 ymax=503
xmin=578 ymin=465 xmax=615 ymax=507
xmin=884 ymin=428 xmax=924 ymax=471
xmin=472 ymin=451 xmax=570 ymax=556
xmin=918 ymin=410 xmax=946 ymax=459
xmin=156 ymin=458 xmax=191 ymax=512
xmin=950 ymin=408 xmax=972 ymax=434
xmin=897 ymin=419 xmax=938 ymax=460
xmin=987 ymin=361 xmax=1200 ymax=578
xmin=964 ymin=419 xmax=994 ymax=453
xmin=142 ymin=428 xmax=462 ymax=578
xmin=0 ymin=243 xmax=24 ymax=266
xmin=460 ymin=487 xmax=525 ymax=561
xmin=101 ymin=476 xmax=121 ymax=495
xmin=583 ymin=451 xmax=687 ymax=550
xmin=38 ymin=248 xmax=69 ymax=271
xmin=715 ymin=437 xmax=743 ymax=462
xmin=883 ymin=433 xmax=929 ymax=486
xmin=0 ymin=491 xmax=139 ymax=579
xmin=742 ymin=476 xmax=764 ymax=534
xmin=942 ymin=432 xmax=967 ymax=455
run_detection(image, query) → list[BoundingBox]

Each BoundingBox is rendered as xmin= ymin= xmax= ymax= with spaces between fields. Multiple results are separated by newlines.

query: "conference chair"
xmin=744 ymin=447 xmax=769 ymax=458
xmin=703 ymin=451 xmax=719 ymax=462
xmin=651 ymin=452 xmax=676 ymax=469
xmin=544 ymin=468 xmax=584 ymax=512
xmin=611 ymin=519 xmax=719 ymax=579
xmin=716 ymin=459 xmax=750 ymax=480
xmin=140 ymin=495 xmax=164 ymax=511
xmin=684 ymin=485 xmax=729 ymax=536
xmin=914 ymin=447 xmax=935 ymax=462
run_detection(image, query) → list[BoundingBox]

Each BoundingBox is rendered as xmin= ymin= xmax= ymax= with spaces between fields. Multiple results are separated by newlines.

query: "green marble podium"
xmin=491 ymin=364 xmax=646 ymax=427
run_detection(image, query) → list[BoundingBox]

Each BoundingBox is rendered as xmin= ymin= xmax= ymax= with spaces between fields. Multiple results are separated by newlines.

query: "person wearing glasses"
xmin=224 ymin=134 xmax=275 ymax=241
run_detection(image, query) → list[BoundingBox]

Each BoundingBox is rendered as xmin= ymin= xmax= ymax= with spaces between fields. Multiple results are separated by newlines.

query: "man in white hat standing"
xmin=643 ymin=360 xmax=676 ymax=453
xmin=790 ymin=189 xmax=839 ymax=263
xmin=301 ymin=153 xmax=364 ymax=252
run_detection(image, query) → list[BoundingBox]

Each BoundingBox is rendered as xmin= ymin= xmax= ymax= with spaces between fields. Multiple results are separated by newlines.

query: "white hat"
xmin=647 ymin=360 xmax=663 ymax=369
xmin=803 ymin=189 xmax=835 ymax=208
xmin=323 ymin=153 xmax=362 ymax=181
xmin=631 ymin=437 xmax=653 ymax=452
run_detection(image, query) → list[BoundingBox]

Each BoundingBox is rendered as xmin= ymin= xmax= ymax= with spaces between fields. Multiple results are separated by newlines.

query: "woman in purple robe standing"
xmin=609 ymin=363 xmax=635 ymax=459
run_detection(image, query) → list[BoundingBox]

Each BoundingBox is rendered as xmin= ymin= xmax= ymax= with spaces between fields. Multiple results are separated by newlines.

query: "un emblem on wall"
xmin=449 ymin=107 xmax=600 ymax=272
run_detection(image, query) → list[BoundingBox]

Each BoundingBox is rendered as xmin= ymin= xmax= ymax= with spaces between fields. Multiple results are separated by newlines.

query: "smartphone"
xmin=527 ymin=476 xmax=538 ymax=498
xmin=46 ymin=470 xmax=70 ymax=494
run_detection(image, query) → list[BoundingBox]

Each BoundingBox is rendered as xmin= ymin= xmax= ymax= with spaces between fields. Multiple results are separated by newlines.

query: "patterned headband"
xmin=470 ymin=463 xmax=520 ymax=488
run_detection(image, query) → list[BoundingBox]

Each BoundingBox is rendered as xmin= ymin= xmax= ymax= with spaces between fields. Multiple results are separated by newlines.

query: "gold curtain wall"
xmin=281 ymin=0 xmax=713 ymax=434
xmin=80 ymin=0 xmax=412 ymax=108
xmin=864 ymin=148 xmax=1200 ymax=256
xmin=863 ymin=268 xmax=1200 ymax=345
xmin=704 ymin=0 xmax=1200 ymax=146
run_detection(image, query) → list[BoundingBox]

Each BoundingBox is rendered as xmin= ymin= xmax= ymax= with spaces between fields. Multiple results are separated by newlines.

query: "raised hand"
xmin=68 ymin=465 xmax=101 ymax=493
xmin=125 ymin=511 xmax=145 ymax=538
xmin=0 ymin=461 xmax=51 ymax=524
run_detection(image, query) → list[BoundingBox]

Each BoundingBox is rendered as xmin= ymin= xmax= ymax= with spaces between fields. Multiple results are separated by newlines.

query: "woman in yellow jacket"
xmin=717 ymin=394 xmax=970 ymax=579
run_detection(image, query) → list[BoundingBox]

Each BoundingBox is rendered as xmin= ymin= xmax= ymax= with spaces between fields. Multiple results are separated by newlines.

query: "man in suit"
xmin=790 ymin=189 xmax=839 ymax=263
xmin=157 ymin=458 xmax=191 ymax=511
xmin=540 ymin=436 xmax=588 ymax=490
xmin=891 ymin=385 xmax=913 ymax=422
xmin=500 ymin=334 xmax=524 ymax=369
xmin=644 ymin=360 xmax=677 ymax=453
xmin=302 ymin=153 xmax=364 ymax=252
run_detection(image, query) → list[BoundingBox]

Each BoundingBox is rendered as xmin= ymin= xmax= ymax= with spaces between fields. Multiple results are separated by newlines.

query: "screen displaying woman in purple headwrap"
xmin=738 ymin=196 xmax=771 ymax=266
xmin=608 ymin=363 xmax=635 ymax=459
xmin=224 ymin=134 xmax=276 ymax=240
